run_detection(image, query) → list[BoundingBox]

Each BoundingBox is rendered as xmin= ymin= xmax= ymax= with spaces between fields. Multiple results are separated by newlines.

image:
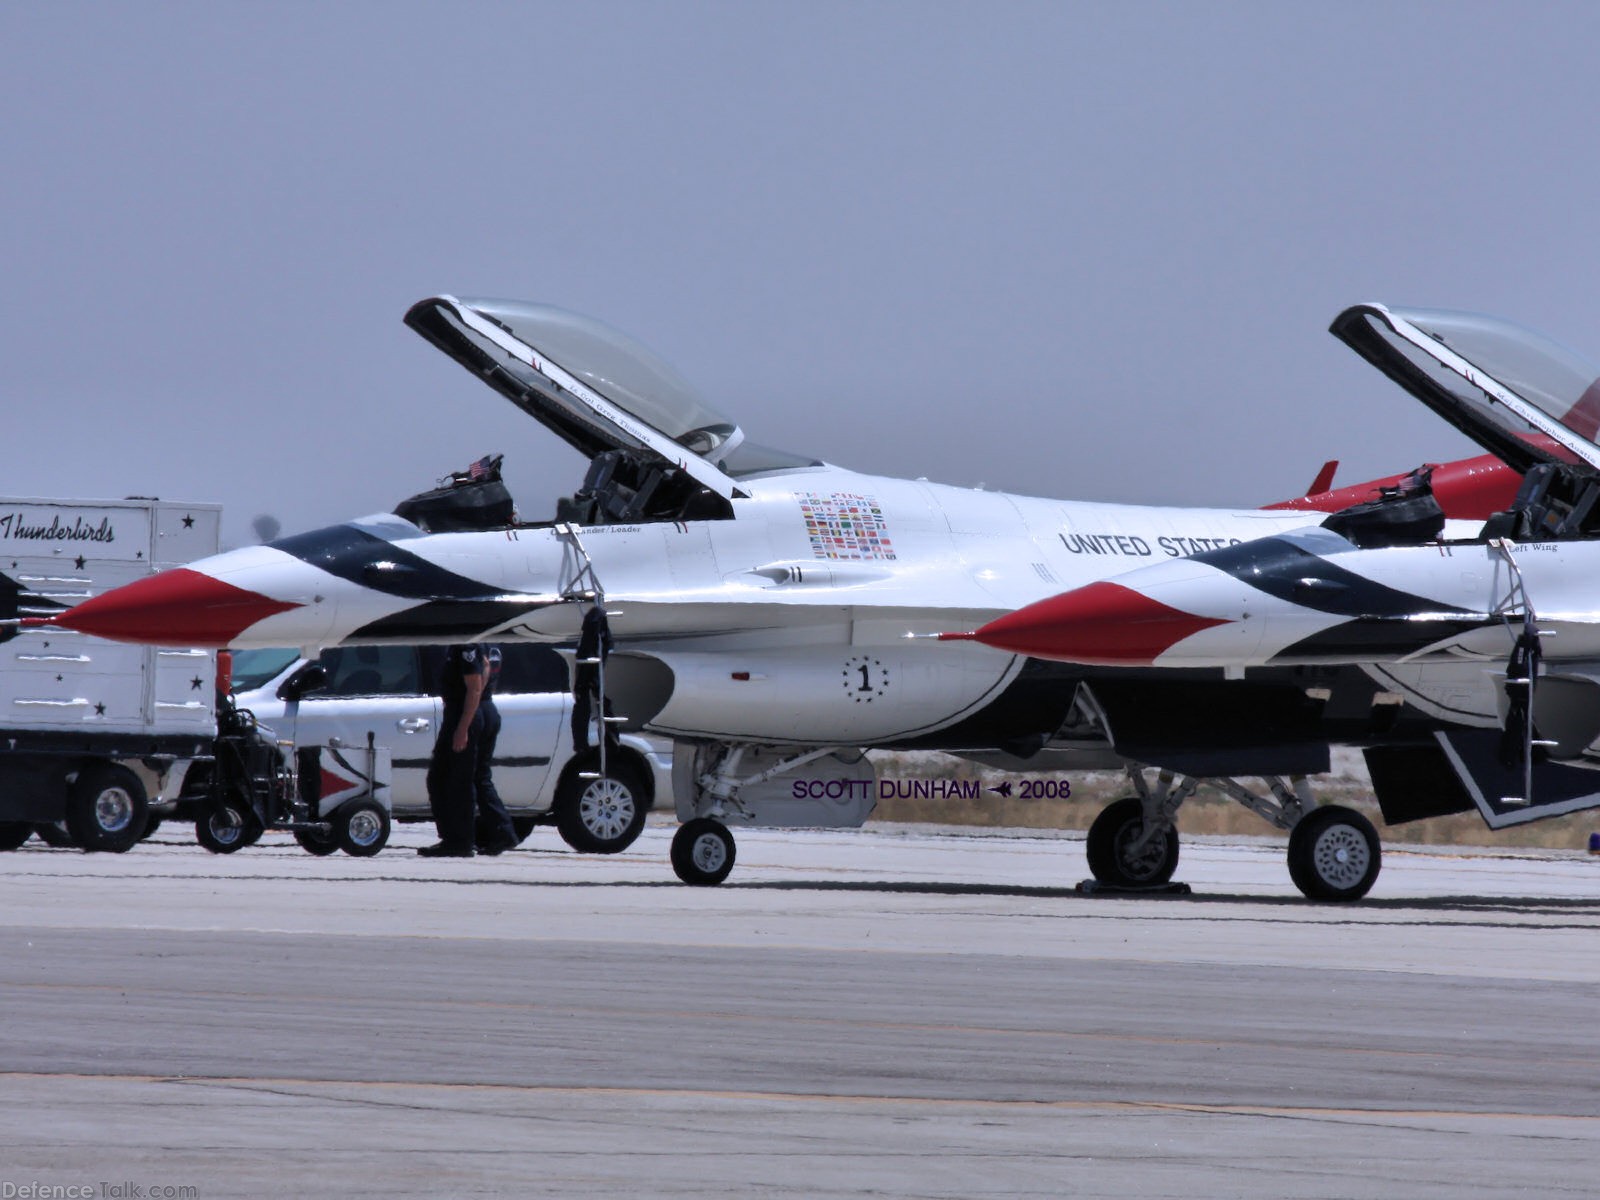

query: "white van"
xmin=229 ymin=643 xmax=671 ymax=853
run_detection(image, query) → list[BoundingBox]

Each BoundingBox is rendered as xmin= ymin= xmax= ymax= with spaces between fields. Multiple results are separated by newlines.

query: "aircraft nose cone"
xmin=36 ymin=567 xmax=303 ymax=647
xmin=960 ymin=581 xmax=1232 ymax=665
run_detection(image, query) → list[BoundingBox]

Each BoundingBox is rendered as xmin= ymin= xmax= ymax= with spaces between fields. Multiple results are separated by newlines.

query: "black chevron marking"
xmin=1194 ymin=536 xmax=1483 ymax=621
xmin=1192 ymin=536 xmax=1492 ymax=662
xmin=271 ymin=525 xmax=507 ymax=602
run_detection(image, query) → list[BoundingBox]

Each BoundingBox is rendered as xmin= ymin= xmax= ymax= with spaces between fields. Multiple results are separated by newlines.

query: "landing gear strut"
xmin=1083 ymin=767 xmax=1383 ymax=901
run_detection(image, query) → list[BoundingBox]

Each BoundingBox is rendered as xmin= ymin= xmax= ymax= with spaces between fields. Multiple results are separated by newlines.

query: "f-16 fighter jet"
xmin=955 ymin=303 xmax=1600 ymax=891
xmin=32 ymin=296 xmax=1518 ymax=897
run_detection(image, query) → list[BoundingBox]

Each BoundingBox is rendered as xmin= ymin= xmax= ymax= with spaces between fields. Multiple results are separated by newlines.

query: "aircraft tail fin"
xmin=0 ymin=568 xmax=65 ymax=645
xmin=1305 ymin=460 xmax=1339 ymax=496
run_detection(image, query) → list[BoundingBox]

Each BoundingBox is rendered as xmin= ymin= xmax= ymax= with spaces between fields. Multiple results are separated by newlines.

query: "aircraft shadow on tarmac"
xmin=352 ymin=866 xmax=1600 ymax=921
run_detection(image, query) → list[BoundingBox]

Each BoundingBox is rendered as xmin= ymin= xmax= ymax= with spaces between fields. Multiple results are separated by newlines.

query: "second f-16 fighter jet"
xmin=34 ymin=296 xmax=1522 ymax=897
xmin=955 ymin=302 xmax=1600 ymax=882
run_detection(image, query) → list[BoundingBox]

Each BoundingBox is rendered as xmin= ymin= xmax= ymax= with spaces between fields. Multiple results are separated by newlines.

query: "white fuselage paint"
xmin=184 ymin=464 xmax=1321 ymax=745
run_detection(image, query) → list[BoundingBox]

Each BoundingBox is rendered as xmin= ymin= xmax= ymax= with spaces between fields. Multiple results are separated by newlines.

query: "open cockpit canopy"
xmin=405 ymin=297 xmax=821 ymax=507
xmin=1333 ymin=304 xmax=1600 ymax=476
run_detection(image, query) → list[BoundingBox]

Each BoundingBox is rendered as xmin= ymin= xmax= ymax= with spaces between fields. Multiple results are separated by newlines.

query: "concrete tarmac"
xmin=2 ymin=819 xmax=1599 ymax=1198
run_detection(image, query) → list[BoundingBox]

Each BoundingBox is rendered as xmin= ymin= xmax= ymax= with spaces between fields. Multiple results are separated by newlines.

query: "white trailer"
xmin=0 ymin=496 xmax=220 ymax=851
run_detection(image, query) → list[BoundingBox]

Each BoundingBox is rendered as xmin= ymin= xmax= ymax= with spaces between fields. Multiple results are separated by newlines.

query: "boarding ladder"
xmin=554 ymin=523 xmax=625 ymax=780
xmin=1488 ymin=538 xmax=1558 ymax=806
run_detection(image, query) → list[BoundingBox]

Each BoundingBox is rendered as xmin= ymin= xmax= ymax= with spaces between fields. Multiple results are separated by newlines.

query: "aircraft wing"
xmin=1332 ymin=303 xmax=1600 ymax=476
xmin=405 ymin=295 xmax=746 ymax=500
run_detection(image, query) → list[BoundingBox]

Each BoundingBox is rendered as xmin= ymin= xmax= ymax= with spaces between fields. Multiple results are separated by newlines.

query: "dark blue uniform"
xmin=474 ymin=646 xmax=517 ymax=852
xmin=423 ymin=644 xmax=490 ymax=855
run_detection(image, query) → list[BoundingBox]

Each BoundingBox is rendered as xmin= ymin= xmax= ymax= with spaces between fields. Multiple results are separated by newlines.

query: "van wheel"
xmin=553 ymin=759 xmax=648 ymax=854
xmin=66 ymin=764 xmax=149 ymax=853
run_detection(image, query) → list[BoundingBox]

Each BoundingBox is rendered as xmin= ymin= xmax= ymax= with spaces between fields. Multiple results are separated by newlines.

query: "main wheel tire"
xmin=34 ymin=822 xmax=76 ymax=848
xmin=0 ymin=822 xmax=32 ymax=851
xmin=670 ymin=818 xmax=736 ymax=886
xmin=65 ymin=764 xmax=149 ymax=853
xmin=335 ymin=799 xmax=390 ymax=857
xmin=195 ymin=797 xmax=261 ymax=855
xmin=140 ymin=817 xmax=164 ymax=840
xmin=1085 ymin=796 xmax=1179 ymax=887
xmin=1288 ymin=805 xmax=1381 ymax=901
xmin=553 ymin=759 xmax=648 ymax=854
xmin=294 ymin=827 xmax=340 ymax=856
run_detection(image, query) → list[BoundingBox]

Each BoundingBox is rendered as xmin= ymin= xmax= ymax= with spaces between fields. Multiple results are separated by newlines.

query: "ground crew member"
xmin=420 ymin=644 xmax=492 ymax=857
xmin=474 ymin=645 xmax=518 ymax=855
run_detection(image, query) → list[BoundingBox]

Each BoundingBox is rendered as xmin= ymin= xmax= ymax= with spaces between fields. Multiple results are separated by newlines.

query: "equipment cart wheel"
xmin=1086 ymin=796 xmax=1179 ymax=888
xmin=671 ymin=818 xmax=736 ymax=886
xmin=554 ymin=758 xmax=648 ymax=854
xmin=1287 ymin=805 xmax=1381 ymax=901
xmin=294 ymin=827 xmax=340 ymax=856
xmin=0 ymin=822 xmax=32 ymax=851
xmin=196 ymin=796 xmax=261 ymax=855
xmin=334 ymin=799 xmax=390 ymax=857
xmin=66 ymin=764 xmax=149 ymax=853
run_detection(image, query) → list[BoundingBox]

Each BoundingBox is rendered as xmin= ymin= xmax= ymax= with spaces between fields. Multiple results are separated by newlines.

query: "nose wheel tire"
xmin=1085 ymin=796 xmax=1179 ymax=887
xmin=1288 ymin=805 xmax=1381 ymax=901
xmin=671 ymin=818 xmax=736 ymax=886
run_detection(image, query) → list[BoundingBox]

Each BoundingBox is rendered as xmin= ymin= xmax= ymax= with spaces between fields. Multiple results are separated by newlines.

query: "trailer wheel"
xmin=195 ymin=796 xmax=260 ymax=854
xmin=66 ymin=764 xmax=149 ymax=853
xmin=0 ymin=822 xmax=32 ymax=851
xmin=335 ymin=799 xmax=390 ymax=857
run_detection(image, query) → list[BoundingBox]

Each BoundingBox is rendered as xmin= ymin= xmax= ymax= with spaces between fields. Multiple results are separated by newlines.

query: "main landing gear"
xmin=1085 ymin=768 xmax=1382 ymax=901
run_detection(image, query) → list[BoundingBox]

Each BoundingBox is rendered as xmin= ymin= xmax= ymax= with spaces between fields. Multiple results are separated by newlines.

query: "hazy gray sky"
xmin=5 ymin=1 xmax=1599 ymax=546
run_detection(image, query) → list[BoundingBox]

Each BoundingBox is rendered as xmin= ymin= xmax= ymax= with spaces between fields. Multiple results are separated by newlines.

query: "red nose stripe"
xmin=45 ymin=568 xmax=302 ymax=647
xmin=966 ymin=581 xmax=1231 ymax=665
